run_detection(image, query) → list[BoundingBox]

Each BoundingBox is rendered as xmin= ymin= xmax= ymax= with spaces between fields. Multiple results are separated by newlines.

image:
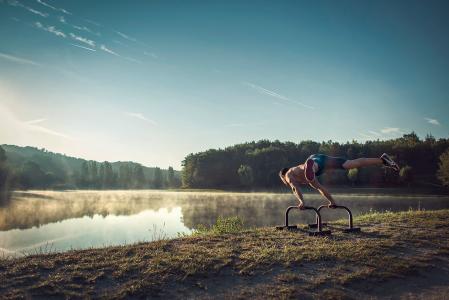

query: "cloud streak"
xmin=425 ymin=118 xmax=440 ymax=126
xmin=125 ymin=112 xmax=156 ymax=125
xmin=244 ymin=82 xmax=314 ymax=109
xmin=73 ymin=24 xmax=100 ymax=36
xmin=8 ymin=0 xmax=48 ymax=17
xmin=24 ymin=119 xmax=72 ymax=139
xmin=381 ymin=127 xmax=402 ymax=134
xmin=25 ymin=118 xmax=47 ymax=125
xmin=36 ymin=0 xmax=71 ymax=15
xmin=35 ymin=22 xmax=66 ymax=38
xmin=69 ymin=33 xmax=95 ymax=47
xmin=358 ymin=126 xmax=406 ymax=141
xmin=0 ymin=52 xmax=41 ymax=66
xmin=116 ymin=31 xmax=137 ymax=42
xmin=70 ymin=43 xmax=96 ymax=52
xmin=143 ymin=51 xmax=158 ymax=59
xmin=100 ymin=44 xmax=118 ymax=56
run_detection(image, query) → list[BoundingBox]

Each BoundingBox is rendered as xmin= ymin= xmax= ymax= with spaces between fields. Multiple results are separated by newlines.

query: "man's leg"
xmin=342 ymin=158 xmax=382 ymax=169
xmin=343 ymin=154 xmax=399 ymax=171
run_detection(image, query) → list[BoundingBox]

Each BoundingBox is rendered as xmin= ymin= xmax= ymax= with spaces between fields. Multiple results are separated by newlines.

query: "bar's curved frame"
xmin=275 ymin=206 xmax=331 ymax=236
xmin=309 ymin=205 xmax=361 ymax=233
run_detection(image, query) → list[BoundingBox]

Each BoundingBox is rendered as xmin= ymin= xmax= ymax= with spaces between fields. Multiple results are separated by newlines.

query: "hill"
xmin=0 ymin=144 xmax=181 ymax=191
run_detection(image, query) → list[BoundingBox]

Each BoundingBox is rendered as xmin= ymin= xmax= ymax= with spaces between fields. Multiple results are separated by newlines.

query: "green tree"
xmin=237 ymin=164 xmax=254 ymax=187
xmin=119 ymin=164 xmax=131 ymax=188
xmin=103 ymin=162 xmax=116 ymax=188
xmin=89 ymin=161 xmax=98 ymax=188
xmin=0 ymin=146 xmax=10 ymax=201
xmin=437 ymin=149 xmax=449 ymax=187
xmin=347 ymin=168 xmax=359 ymax=186
xmin=399 ymin=165 xmax=414 ymax=187
xmin=20 ymin=161 xmax=46 ymax=188
xmin=80 ymin=161 xmax=89 ymax=188
xmin=133 ymin=165 xmax=146 ymax=188
xmin=153 ymin=167 xmax=163 ymax=188
xmin=167 ymin=166 xmax=175 ymax=188
xmin=98 ymin=163 xmax=105 ymax=188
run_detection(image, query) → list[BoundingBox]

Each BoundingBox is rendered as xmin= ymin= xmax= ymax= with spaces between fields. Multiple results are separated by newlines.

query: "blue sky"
xmin=0 ymin=0 xmax=448 ymax=168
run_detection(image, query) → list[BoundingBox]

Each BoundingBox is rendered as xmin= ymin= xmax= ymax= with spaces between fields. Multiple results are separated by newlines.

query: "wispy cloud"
xmin=368 ymin=130 xmax=382 ymax=137
xmin=358 ymin=132 xmax=375 ymax=140
xmin=116 ymin=31 xmax=137 ymax=42
xmin=36 ymin=0 xmax=56 ymax=10
xmin=69 ymin=33 xmax=95 ymax=47
xmin=8 ymin=0 xmax=48 ymax=17
xmin=100 ymin=44 xmax=118 ymax=56
xmin=73 ymin=24 xmax=100 ymax=36
xmin=25 ymin=118 xmax=47 ymax=125
xmin=70 ymin=43 xmax=96 ymax=52
xmin=35 ymin=21 xmax=66 ymax=38
xmin=243 ymin=82 xmax=314 ymax=109
xmin=0 ymin=52 xmax=41 ymax=66
xmin=36 ymin=0 xmax=71 ymax=15
xmin=125 ymin=112 xmax=156 ymax=125
xmin=24 ymin=118 xmax=72 ymax=139
xmin=425 ymin=117 xmax=440 ymax=126
xmin=113 ymin=40 xmax=129 ymax=47
xmin=358 ymin=126 xmax=406 ymax=141
xmin=381 ymin=127 xmax=402 ymax=134
xmin=84 ymin=19 xmax=101 ymax=27
xmin=143 ymin=51 xmax=158 ymax=59
xmin=123 ymin=56 xmax=142 ymax=64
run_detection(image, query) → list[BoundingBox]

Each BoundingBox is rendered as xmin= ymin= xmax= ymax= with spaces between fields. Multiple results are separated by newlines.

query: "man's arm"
xmin=308 ymin=178 xmax=336 ymax=206
xmin=286 ymin=175 xmax=305 ymax=208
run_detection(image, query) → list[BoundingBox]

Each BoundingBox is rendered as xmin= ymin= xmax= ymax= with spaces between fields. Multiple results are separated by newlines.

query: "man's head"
xmin=279 ymin=167 xmax=289 ymax=186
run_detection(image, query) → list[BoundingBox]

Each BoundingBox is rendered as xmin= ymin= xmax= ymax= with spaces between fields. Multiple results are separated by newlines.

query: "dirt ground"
xmin=1 ymin=209 xmax=449 ymax=299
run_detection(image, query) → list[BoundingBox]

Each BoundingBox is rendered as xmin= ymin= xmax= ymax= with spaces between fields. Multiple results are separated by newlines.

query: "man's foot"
xmin=381 ymin=153 xmax=400 ymax=171
xmin=304 ymin=159 xmax=315 ymax=182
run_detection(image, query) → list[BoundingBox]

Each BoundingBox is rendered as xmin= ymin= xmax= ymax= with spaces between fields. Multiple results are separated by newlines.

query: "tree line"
xmin=181 ymin=133 xmax=449 ymax=189
xmin=0 ymin=145 xmax=181 ymax=198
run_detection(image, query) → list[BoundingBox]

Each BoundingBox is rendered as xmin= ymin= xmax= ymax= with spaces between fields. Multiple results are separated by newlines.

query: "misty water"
xmin=1 ymin=190 xmax=448 ymax=255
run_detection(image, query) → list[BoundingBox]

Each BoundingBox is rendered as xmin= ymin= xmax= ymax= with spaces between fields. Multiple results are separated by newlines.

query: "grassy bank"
xmin=1 ymin=210 xmax=449 ymax=299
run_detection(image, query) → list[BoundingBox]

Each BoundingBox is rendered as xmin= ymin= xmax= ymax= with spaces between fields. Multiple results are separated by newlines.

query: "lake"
xmin=1 ymin=190 xmax=448 ymax=255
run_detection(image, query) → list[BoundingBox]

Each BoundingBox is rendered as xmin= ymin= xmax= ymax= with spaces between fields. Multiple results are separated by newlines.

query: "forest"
xmin=0 ymin=145 xmax=181 ymax=196
xmin=181 ymin=133 xmax=449 ymax=190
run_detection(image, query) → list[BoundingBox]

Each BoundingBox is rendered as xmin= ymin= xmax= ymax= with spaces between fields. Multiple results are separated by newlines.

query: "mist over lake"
xmin=1 ymin=190 xmax=448 ymax=255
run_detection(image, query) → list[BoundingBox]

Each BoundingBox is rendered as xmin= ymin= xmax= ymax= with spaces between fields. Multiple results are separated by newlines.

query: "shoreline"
xmin=8 ymin=186 xmax=449 ymax=196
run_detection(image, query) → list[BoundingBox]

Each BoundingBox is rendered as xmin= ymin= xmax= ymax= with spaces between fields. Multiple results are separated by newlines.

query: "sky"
xmin=0 ymin=0 xmax=448 ymax=169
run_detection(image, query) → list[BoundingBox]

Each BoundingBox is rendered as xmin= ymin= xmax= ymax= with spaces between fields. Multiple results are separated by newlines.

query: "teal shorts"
xmin=309 ymin=154 xmax=347 ymax=176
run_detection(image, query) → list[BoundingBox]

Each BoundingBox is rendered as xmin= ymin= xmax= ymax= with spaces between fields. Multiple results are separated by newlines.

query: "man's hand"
xmin=309 ymin=178 xmax=338 ymax=208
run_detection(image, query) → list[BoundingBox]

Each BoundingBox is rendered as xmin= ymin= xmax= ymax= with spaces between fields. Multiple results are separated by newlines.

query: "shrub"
xmin=193 ymin=216 xmax=244 ymax=235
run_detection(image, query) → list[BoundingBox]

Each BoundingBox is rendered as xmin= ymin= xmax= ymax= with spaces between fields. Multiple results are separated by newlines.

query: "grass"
xmin=1 ymin=209 xmax=449 ymax=299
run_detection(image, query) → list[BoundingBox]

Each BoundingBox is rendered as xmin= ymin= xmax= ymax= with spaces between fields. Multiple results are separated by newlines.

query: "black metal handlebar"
xmin=276 ymin=206 xmax=331 ymax=236
xmin=309 ymin=205 xmax=360 ymax=233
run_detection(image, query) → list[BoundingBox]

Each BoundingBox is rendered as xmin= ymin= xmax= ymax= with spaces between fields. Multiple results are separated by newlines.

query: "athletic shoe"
xmin=380 ymin=153 xmax=400 ymax=171
xmin=304 ymin=159 xmax=315 ymax=181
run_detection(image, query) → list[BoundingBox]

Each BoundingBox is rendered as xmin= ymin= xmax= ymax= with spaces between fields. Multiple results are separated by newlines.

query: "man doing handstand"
xmin=279 ymin=153 xmax=399 ymax=208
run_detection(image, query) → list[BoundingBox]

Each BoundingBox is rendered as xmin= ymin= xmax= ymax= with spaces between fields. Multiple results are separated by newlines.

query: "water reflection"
xmin=0 ymin=190 xmax=448 ymax=254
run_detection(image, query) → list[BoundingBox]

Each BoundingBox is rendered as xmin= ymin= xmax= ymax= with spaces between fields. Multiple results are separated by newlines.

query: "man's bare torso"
xmin=285 ymin=164 xmax=309 ymax=186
